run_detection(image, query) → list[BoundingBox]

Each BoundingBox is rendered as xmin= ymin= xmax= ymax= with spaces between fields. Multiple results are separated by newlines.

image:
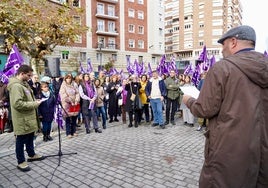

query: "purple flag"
xmin=192 ymin=64 xmax=201 ymax=86
xmin=198 ymin=45 xmax=208 ymax=63
xmin=87 ymin=58 xmax=93 ymax=73
xmin=5 ymin=44 xmax=24 ymax=70
xmin=79 ymin=61 xmax=85 ymax=74
xmin=264 ymin=51 xmax=268 ymax=57
xmin=147 ymin=63 xmax=152 ymax=77
xmin=210 ymin=55 xmax=216 ymax=67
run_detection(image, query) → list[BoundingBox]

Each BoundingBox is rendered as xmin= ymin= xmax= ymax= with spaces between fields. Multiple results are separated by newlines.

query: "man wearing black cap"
xmin=183 ymin=25 xmax=268 ymax=187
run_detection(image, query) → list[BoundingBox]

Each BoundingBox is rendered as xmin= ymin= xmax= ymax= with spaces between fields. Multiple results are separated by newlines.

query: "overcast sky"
xmin=240 ymin=0 xmax=268 ymax=52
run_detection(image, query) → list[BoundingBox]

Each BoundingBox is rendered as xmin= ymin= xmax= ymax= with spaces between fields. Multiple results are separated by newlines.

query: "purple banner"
xmin=5 ymin=44 xmax=24 ymax=70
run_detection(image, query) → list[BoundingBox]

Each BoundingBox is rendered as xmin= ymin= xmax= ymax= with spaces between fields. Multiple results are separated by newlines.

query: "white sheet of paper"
xmin=40 ymin=98 xmax=49 ymax=102
xmin=180 ymin=86 xmax=200 ymax=99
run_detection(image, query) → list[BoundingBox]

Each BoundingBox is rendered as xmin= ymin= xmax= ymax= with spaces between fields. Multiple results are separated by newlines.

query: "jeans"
xmin=142 ymin=104 xmax=150 ymax=122
xmin=42 ymin=121 xmax=52 ymax=133
xmin=65 ymin=116 xmax=78 ymax=136
xmin=84 ymin=109 xmax=99 ymax=130
xmin=165 ymin=98 xmax=178 ymax=122
xmin=150 ymin=98 xmax=164 ymax=125
xmin=97 ymin=106 xmax=106 ymax=128
xmin=16 ymin=132 xmax=35 ymax=164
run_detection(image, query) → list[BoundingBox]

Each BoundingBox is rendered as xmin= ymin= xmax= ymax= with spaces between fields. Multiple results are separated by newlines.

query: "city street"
xmin=0 ymin=117 xmax=205 ymax=188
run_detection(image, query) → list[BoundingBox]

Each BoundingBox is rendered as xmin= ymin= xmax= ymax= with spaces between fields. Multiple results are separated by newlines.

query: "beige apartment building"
xmin=47 ymin=0 xmax=165 ymax=75
xmin=164 ymin=0 xmax=242 ymax=69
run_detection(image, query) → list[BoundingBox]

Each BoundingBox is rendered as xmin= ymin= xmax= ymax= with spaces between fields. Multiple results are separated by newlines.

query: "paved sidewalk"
xmin=0 ymin=117 xmax=205 ymax=188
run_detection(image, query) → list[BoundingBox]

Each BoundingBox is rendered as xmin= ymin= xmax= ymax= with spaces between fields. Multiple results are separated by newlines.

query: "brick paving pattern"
xmin=0 ymin=117 xmax=205 ymax=188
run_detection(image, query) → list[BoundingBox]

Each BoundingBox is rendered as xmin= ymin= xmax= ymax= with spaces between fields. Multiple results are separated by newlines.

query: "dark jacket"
xmin=37 ymin=92 xmax=56 ymax=122
xmin=186 ymin=51 xmax=268 ymax=188
xmin=125 ymin=82 xmax=141 ymax=112
xmin=145 ymin=77 xmax=167 ymax=98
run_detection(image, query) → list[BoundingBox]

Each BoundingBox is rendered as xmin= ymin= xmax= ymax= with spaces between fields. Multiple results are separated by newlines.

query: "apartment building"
xmin=49 ymin=0 xmax=165 ymax=74
xmin=164 ymin=0 xmax=242 ymax=68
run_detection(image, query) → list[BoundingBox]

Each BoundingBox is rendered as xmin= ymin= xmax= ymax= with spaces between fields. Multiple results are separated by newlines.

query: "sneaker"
xmin=73 ymin=133 xmax=78 ymax=137
xmin=17 ymin=162 xmax=31 ymax=172
xmin=196 ymin=126 xmax=202 ymax=131
xmin=67 ymin=135 xmax=73 ymax=139
xmin=164 ymin=121 xmax=169 ymax=125
xmin=27 ymin=154 xmax=45 ymax=162
xmin=171 ymin=121 xmax=176 ymax=125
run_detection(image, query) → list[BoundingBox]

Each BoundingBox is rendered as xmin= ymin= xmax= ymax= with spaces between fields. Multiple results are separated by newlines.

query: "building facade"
xmin=49 ymin=0 xmax=165 ymax=75
xmin=164 ymin=0 xmax=242 ymax=69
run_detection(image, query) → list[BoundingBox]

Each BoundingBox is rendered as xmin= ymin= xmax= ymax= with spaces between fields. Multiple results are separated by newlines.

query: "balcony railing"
xmin=99 ymin=0 xmax=118 ymax=4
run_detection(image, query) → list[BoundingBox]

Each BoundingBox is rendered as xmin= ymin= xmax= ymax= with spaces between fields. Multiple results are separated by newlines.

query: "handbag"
xmin=69 ymin=104 xmax=80 ymax=113
xmin=130 ymin=84 xmax=136 ymax=101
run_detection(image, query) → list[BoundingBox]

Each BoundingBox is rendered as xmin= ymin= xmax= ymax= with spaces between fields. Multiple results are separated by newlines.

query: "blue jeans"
xmin=150 ymin=98 xmax=164 ymax=125
xmin=42 ymin=121 xmax=52 ymax=133
xmin=97 ymin=106 xmax=106 ymax=128
xmin=16 ymin=132 xmax=35 ymax=164
xmin=65 ymin=116 xmax=78 ymax=136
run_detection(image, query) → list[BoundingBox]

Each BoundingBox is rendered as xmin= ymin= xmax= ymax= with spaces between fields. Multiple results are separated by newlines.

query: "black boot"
xmin=43 ymin=132 xmax=48 ymax=142
xmin=95 ymin=128 xmax=102 ymax=133
xmin=46 ymin=130 xmax=53 ymax=141
xmin=86 ymin=128 xmax=90 ymax=134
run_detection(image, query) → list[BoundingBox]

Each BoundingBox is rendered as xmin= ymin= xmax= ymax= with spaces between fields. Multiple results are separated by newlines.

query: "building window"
xmin=138 ymin=11 xmax=144 ymax=19
xmin=138 ymin=0 xmax=144 ymax=4
xmin=129 ymin=24 xmax=135 ymax=33
xmin=128 ymin=0 xmax=134 ymax=2
xmin=128 ymin=39 xmax=135 ymax=48
xmin=111 ymin=54 xmax=117 ymax=61
xmin=138 ymin=26 xmax=144 ymax=34
xmin=152 ymin=57 xmax=156 ymax=64
xmin=96 ymin=53 xmax=102 ymax=62
xmin=97 ymin=3 xmax=104 ymax=15
xmin=73 ymin=0 xmax=80 ymax=7
xmin=80 ymin=52 xmax=86 ymax=61
xmin=108 ymin=21 xmax=115 ymax=32
xmin=97 ymin=20 xmax=105 ymax=31
xmin=128 ymin=9 xmax=135 ymax=18
xmin=184 ymin=24 xmax=191 ymax=29
xmin=62 ymin=51 xmax=69 ymax=60
xmin=199 ymin=23 xmax=204 ymax=28
xmin=138 ymin=56 xmax=143 ymax=63
xmin=108 ymin=5 xmax=115 ymax=17
xmin=108 ymin=37 xmax=116 ymax=49
xmin=199 ymin=41 xmax=204 ymax=46
xmin=138 ymin=40 xmax=144 ymax=49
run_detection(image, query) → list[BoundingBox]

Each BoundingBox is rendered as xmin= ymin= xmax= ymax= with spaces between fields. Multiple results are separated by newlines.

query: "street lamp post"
xmin=98 ymin=42 xmax=103 ymax=70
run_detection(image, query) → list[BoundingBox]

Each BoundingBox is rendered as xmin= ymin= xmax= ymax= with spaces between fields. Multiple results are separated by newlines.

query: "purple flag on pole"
xmin=5 ymin=44 xmax=24 ymax=70
xmin=87 ymin=58 xmax=93 ymax=73
xmin=198 ymin=45 xmax=208 ymax=63
xmin=147 ymin=63 xmax=152 ymax=77
xmin=264 ymin=51 xmax=268 ymax=57
xmin=79 ymin=61 xmax=85 ymax=74
xmin=210 ymin=55 xmax=216 ymax=67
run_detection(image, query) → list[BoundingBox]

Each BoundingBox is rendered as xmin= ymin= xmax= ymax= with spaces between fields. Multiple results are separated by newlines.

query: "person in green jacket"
xmin=164 ymin=70 xmax=182 ymax=125
xmin=7 ymin=65 xmax=45 ymax=172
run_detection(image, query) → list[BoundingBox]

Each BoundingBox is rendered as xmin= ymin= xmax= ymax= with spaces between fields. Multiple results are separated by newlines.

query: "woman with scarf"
xmin=59 ymin=74 xmax=80 ymax=138
xmin=106 ymin=75 xmax=120 ymax=123
xmin=78 ymin=73 xmax=102 ymax=134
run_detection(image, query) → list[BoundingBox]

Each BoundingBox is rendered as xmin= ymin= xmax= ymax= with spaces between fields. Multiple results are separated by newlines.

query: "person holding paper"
xmin=37 ymin=82 xmax=56 ymax=142
xmin=7 ymin=65 xmax=45 ymax=172
xmin=182 ymin=25 xmax=268 ymax=187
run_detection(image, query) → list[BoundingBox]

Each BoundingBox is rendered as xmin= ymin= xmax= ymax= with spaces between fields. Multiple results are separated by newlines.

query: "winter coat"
xmin=36 ymin=91 xmax=56 ymax=122
xmin=165 ymin=76 xmax=181 ymax=100
xmin=78 ymin=81 xmax=97 ymax=115
xmin=186 ymin=51 xmax=268 ymax=188
xmin=95 ymin=86 xmax=105 ymax=107
xmin=125 ymin=82 xmax=141 ymax=112
xmin=106 ymin=81 xmax=120 ymax=116
xmin=59 ymin=81 xmax=80 ymax=117
xmin=7 ymin=77 xmax=40 ymax=136
xmin=139 ymin=81 xmax=148 ymax=104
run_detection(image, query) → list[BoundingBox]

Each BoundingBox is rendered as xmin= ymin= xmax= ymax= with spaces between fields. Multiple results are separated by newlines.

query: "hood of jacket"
xmin=7 ymin=77 xmax=30 ymax=91
xmin=225 ymin=51 xmax=268 ymax=88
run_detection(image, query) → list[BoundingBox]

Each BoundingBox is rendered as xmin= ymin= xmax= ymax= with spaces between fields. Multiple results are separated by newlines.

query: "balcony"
xmin=96 ymin=29 xmax=119 ymax=36
xmin=99 ymin=0 xmax=118 ymax=4
xmin=95 ymin=12 xmax=118 ymax=20
xmin=96 ymin=43 xmax=118 ymax=53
